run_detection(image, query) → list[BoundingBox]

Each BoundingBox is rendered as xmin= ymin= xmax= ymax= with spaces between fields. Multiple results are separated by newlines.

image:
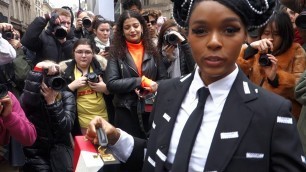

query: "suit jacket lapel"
xmin=154 ymin=73 xmax=194 ymax=171
xmin=204 ymin=71 xmax=258 ymax=172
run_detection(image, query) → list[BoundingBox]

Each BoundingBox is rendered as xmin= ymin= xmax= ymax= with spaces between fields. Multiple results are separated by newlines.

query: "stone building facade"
xmin=0 ymin=0 xmax=51 ymax=33
xmin=141 ymin=0 xmax=173 ymax=19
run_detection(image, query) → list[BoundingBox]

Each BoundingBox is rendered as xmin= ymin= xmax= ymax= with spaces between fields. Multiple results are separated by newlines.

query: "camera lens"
xmin=44 ymin=75 xmax=67 ymax=91
xmin=82 ymin=17 xmax=92 ymax=28
xmin=164 ymin=33 xmax=178 ymax=46
xmin=2 ymin=31 xmax=14 ymax=40
xmin=54 ymin=26 xmax=67 ymax=39
xmin=0 ymin=84 xmax=8 ymax=98
xmin=258 ymin=54 xmax=272 ymax=66
xmin=87 ymin=73 xmax=99 ymax=83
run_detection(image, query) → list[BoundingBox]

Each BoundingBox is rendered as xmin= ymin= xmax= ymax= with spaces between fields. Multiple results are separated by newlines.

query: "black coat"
xmin=20 ymin=70 xmax=76 ymax=170
xmin=105 ymin=51 xmax=168 ymax=109
xmin=126 ymin=70 xmax=306 ymax=171
xmin=21 ymin=17 xmax=77 ymax=65
xmin=61 ymin=58 xmax=115 ymax=136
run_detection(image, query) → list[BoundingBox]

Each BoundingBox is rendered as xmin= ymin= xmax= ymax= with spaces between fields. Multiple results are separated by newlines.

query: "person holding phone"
xmin=92 ymin=15 xmax=112 ymax=60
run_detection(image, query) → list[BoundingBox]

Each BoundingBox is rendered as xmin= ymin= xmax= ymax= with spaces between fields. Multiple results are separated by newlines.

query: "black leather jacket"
xmin=20 ymin=70 xmax=76 ymax=169
xmin=105 ymin=51 xmax=168 ymax=109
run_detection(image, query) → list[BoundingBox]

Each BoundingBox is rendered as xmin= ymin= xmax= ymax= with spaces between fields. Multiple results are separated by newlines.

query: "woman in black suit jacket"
xmin=86 ymin=0 xmax=306 ymax=171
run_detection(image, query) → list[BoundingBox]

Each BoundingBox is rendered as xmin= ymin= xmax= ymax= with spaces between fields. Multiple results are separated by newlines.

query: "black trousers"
xmin=114 ymin=106 xmax=150 ymax=139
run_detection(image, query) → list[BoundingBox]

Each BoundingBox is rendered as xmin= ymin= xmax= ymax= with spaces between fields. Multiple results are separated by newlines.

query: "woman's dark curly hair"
xmin=109 ymin=10 xmax=159 ymax=59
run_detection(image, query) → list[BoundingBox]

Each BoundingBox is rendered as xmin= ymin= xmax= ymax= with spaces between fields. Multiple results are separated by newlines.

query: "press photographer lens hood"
xmin=82 ymin=17 xmax=92 ymax=28
xmin=54 ymin=26 xmax=67 ymax=39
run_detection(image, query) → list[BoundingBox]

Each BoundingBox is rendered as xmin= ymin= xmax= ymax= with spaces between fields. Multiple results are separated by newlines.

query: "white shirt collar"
xmin=190 ymin=65 xmax=239 ymax=104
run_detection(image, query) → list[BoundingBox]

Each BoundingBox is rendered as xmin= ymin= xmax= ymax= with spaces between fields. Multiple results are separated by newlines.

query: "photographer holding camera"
xmin=0 ymin=23 xmax=16 ymax=64
xmin=0 ymin=27 xmax=33 ymax=98
xmin=91 ymin=15 xmax=112 ymax=63
xmin=20 ymin=60 xmax=76 ymax=171
xmin=74 ymin=10 xmax=95 ymax=40
xmin=157 ymin=19 xmax=195 ymax=78
xmin=237 ymin=11 xmax=306 ymax=119
xmin=21 ymin=8 xmax=77 ymax=65
xmin=60 ymin=38 xmax=113 ymax=136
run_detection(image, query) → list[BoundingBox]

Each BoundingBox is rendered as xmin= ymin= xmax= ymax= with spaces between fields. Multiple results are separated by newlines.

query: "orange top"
xmin=126 ymin=41 xmax=144 ymax=76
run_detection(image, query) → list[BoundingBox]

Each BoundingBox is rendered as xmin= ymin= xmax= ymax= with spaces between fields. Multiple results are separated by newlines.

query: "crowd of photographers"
xmin=2 ymin=0 xmax=306 ymax=171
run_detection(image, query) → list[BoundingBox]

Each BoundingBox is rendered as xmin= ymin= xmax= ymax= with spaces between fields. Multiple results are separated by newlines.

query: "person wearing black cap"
xmin=85 ymin=0 xmax=306 ymax=171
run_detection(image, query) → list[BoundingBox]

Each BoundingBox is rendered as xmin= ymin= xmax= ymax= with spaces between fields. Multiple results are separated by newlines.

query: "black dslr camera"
xmin=54 ymin=26 xmax=67 ymax=39
xmin=49 ymin=12 xmax=67 ymax=39
xmin=164 ymin=31 xmax=179 ymax=46
xmin=86 ymin=72 xmax=99 ymax=83
xmin=82 ymin=17 xmax=92 ymax=28
xmin=43 ymin=69 xmax=66 ymax=91
xmin=0 ymin=84 xmax=8 ymax=98
xmin=258 ymin=49 xmax=272 ymax=67
xmin=2 ymin=31 xmax=14 ymax=40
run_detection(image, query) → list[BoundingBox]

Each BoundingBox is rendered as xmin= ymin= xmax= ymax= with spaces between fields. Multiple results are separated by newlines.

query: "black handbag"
xmin=137 ymin=93 xmax=156 ymax=137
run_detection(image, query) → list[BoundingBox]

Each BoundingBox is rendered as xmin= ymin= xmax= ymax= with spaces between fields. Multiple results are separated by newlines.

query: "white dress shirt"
xmin=167 ymin=66 xmax=238 ymax=171
xmin=110 ymin=65 xmax=239 ymax=171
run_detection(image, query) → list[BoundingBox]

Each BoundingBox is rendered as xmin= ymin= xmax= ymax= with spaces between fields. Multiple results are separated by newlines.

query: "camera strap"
xmin=259 ymin=77 xmax=265 ymax=87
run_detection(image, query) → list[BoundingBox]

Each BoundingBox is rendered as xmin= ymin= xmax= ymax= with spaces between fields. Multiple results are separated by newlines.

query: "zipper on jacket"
xmin=120 ymin=63 xmax=124 ymax=78
xmin=126 ymin=63 xmax=139 ymax=76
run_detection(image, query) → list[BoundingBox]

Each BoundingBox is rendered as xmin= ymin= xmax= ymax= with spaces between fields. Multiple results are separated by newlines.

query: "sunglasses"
xmin=147 ymin=20 xmax=157 ymax=25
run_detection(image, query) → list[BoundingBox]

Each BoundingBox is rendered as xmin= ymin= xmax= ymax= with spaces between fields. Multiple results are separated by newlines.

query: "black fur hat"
xmin=171 ymin=0 xmax=275 ymax=30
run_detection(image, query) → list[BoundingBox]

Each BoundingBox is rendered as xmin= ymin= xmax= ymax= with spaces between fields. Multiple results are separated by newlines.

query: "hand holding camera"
xmin=249 ymin=38 xmax=274 ymax=53
xmin=95 ymin=46 xmax=110 ymax=57
xmin=40 ymin=81 xmax=59 ymax=105
xmin=0 ymin=85 xmax=11 ymax=118
xmin=163 ymin=30 xmax=185 ymax=46
xmin=68 ymin=76 xmax=87 ymax=91
xmin=36 ymin=62 xmax=67 ymax=91
xmin=261 ymin=54 xmax=278 ymax=81
xmin=86 ymin=73 xmax=109 ymax=94
xmin=46 ymin=12 xmax=68 ymax=39
xmin=0 ymin=23 xmax=14 ymax=41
